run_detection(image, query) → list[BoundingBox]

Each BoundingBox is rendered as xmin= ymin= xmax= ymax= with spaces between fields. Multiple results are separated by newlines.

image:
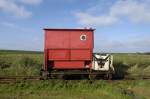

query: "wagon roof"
xmin=44 ymin=28 xmax=95 ymax=31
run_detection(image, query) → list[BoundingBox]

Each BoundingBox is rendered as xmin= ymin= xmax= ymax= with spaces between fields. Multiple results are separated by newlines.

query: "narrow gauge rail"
xmin=0 ymin=75 xmax=150 ymax=84
xmin=0 ymin=76 xmax=43 ymax=84
xmin=124 ymin=75 xmax=150 ymax=80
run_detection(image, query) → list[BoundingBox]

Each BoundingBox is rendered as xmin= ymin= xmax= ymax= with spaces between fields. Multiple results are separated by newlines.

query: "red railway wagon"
xmin=43 ymin=28 xmax=94 ymax=77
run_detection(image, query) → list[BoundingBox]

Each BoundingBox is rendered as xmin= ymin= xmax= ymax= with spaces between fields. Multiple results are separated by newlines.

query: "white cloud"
xmin=75 ymin=0 xmax=150 ymax=26
xmin=76 ymin=12 xmax=118 ymax=26
xmin=94 ymin=37 xmax=150 ymax=53
xmin=0 ymin=0 xmax=44 ymax=18
xmin=0 ymin=0 xmax=32 ymax=18
xmin=1 ymin=22 xmax=18 ymax=28
xmin=20 ymin=0 xmax=43 ymax=5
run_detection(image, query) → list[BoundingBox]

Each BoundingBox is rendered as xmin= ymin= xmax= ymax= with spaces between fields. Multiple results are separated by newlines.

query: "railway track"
xmin=0 ymin=76 xmax=43 ymax=84
xmin=0 ymin=75 xmax=149 ymax=84
xmin=124 ymin=75 xmax=150 ymax=80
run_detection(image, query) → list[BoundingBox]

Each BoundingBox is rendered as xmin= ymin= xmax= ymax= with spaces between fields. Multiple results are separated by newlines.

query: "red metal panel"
xmin=54 ymin=61 xmax=84 ymax=69
xmin=44 ymin=28 xmax=94 ymax=70
xmin=45 ymin=29 xmax=94 ymax=49
xmin=70 ymin=31 xmax=93 ymax=49
xmin=45 ymin=30 xmax=70 ymax=49
xmin=48 ymin=50 xmax=69 ymax=60
xmin=71 ymin=50 xmax=92 ymax=60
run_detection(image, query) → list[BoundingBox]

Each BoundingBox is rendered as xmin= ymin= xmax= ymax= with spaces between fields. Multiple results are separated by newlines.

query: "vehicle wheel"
xmin=108 ymin=73 xmax=112 ymax=80
xmin=104 ymin=73 xmax=112 ymax=80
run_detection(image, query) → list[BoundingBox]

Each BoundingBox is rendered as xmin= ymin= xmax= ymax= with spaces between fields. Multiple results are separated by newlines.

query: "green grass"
xmin=113 ymin=54 xmax=150 ymax=78
xmin=0 ymin=50 xmax=150 ymax=99
xmin=0 ymin=49 xmax=43 ymax=54
xmin=0 ymin=52 xmax=43 ymax=76
xmin=0 ymin=50 xmax=150 ymax=77
xmin=0 ymin=80 xmax=149 ymax=99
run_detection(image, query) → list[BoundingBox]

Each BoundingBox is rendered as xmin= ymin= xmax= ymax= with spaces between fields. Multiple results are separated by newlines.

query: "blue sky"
xmin=0 ymin=0 xmax=150 ymax=52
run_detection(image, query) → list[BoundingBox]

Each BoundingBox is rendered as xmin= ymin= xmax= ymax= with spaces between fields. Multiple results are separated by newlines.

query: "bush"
xmin=0 ymin=58 xmax=11 ymax=69
xmin=113 ymin=61 xmax=129 ymax=79
xmin=19 ymin=56 xmax=37 ymax=67
xmin=13 ymin=56 xmax=42 ymax=76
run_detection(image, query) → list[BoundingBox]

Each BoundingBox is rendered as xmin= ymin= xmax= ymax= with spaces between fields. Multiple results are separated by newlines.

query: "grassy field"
xmin=0 ymin=50 xmax=150 ymax=77
xmin=113 ymin=53 xmax=150 ymax=78
xmin=0 ymin=50 xmax=150 ymax=99
xmin=0 ymin=50 xmax=43 ymax=76
xmin=0 ymin=80 xmax=150 ymax=99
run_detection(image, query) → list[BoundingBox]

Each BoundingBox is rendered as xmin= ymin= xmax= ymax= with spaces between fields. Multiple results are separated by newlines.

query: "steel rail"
xmin=0 ymin=75 xmax=149 ymax=84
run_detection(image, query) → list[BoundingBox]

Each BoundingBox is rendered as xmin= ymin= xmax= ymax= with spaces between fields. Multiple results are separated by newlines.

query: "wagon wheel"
xmin=80 ymin=74 xmax=86 ymax=80
xmin=50 ymin=74 xmax=57 ymax=79
xmin=57 ymin=74 xmax=65 ymax=79
xmin=89 ymin=74 xmax=96 ymax=80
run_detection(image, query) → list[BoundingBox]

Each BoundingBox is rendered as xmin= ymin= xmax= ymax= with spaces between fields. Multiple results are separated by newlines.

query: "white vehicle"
xmin=91 ymin=53 xmax=115 ymax=79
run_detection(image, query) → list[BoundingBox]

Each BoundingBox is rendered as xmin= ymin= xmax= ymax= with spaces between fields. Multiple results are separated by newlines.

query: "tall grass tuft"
xmin=0 ymin=54 xmax=43 ymax=76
